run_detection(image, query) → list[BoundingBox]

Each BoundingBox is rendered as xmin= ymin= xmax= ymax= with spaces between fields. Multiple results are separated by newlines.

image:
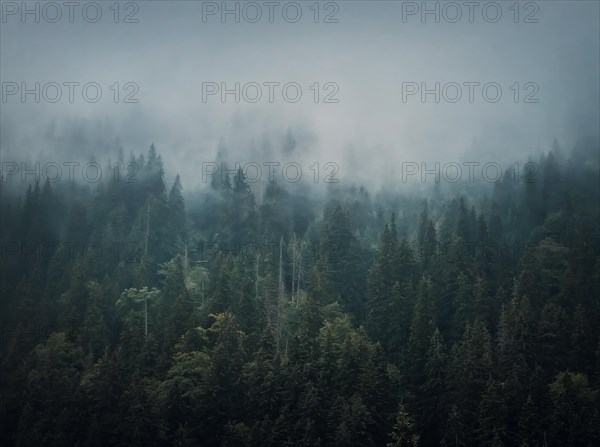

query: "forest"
xmin=0 ymin=139 xmax=599 ymax=447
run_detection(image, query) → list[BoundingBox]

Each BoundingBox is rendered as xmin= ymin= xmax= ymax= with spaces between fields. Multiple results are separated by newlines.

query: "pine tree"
xmin=517 ymin=395 xmax=543 ymax=447
xmin=448 ymin=320 xmax=493 ymax=445
xmin=387 ymin=403 xmax=419 ymax=447
xmin=168 ymin=174 xmax=187 ymax=248
xmin=419 ymin=327 xmax=448 ymax=445
xmin=477 ymin=378 xmax=507 ymax=446
xmin=15 ymin=333 xmax=85 ymax=446
xmin=408 ymin=276 xmax=436 ymax=388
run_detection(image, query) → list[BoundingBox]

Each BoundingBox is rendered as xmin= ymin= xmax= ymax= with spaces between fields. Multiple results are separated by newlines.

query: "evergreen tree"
xmin=387 ymin=404 xmax=419 ymax=447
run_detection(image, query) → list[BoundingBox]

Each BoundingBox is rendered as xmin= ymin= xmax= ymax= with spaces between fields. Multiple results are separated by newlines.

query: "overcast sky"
xmin=1 ymin=1 xmax=599 ymax=189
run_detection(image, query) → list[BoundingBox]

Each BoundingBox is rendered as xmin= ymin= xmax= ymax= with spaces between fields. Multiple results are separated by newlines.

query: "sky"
xmin=1 ymin=0 xmax=599 ymax=190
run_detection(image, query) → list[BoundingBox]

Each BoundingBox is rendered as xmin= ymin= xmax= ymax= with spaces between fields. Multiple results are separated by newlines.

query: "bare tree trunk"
xmin=183 ymin=242 xmax=188 ymax=273
xmin=255 ymin=252 xmax=259 ymax=300
xmin=296 ymin=241 xmax=304 ymax=305
xmin=265 ymin=289 xmax=270 ymax=326
xmin=143 ymin=200 xmax=151 ymax=263
xmin=276 ymin=236 xmax=285 ymax=351
xmin=183 ymin=242 xmax=191 ymax=291
xmin=292 ymin=233 xmax=296 ymax=305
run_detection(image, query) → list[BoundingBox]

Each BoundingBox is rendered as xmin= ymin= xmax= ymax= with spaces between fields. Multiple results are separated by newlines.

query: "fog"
xmin=1 ymin=1 xmax=599 ymax=190
xmin=2 ymin=6 xmax=600 ymax=445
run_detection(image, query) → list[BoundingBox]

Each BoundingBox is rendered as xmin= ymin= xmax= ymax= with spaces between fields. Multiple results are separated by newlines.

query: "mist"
xmin=1 ymin=3 xmax=600 ymax=446
xmin=1 ymin=1 xmax=598 ymax=191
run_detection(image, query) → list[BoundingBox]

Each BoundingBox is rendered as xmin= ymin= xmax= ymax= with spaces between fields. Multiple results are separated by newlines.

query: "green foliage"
xmin=1 ymin=142 xmax=598 ymax=446
xmin=388 ymin=403 xmax=419 ymax=447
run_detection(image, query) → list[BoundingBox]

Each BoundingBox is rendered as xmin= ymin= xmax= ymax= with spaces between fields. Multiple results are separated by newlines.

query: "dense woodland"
xmin=0 ymin=139 xmax=599 ymax=446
